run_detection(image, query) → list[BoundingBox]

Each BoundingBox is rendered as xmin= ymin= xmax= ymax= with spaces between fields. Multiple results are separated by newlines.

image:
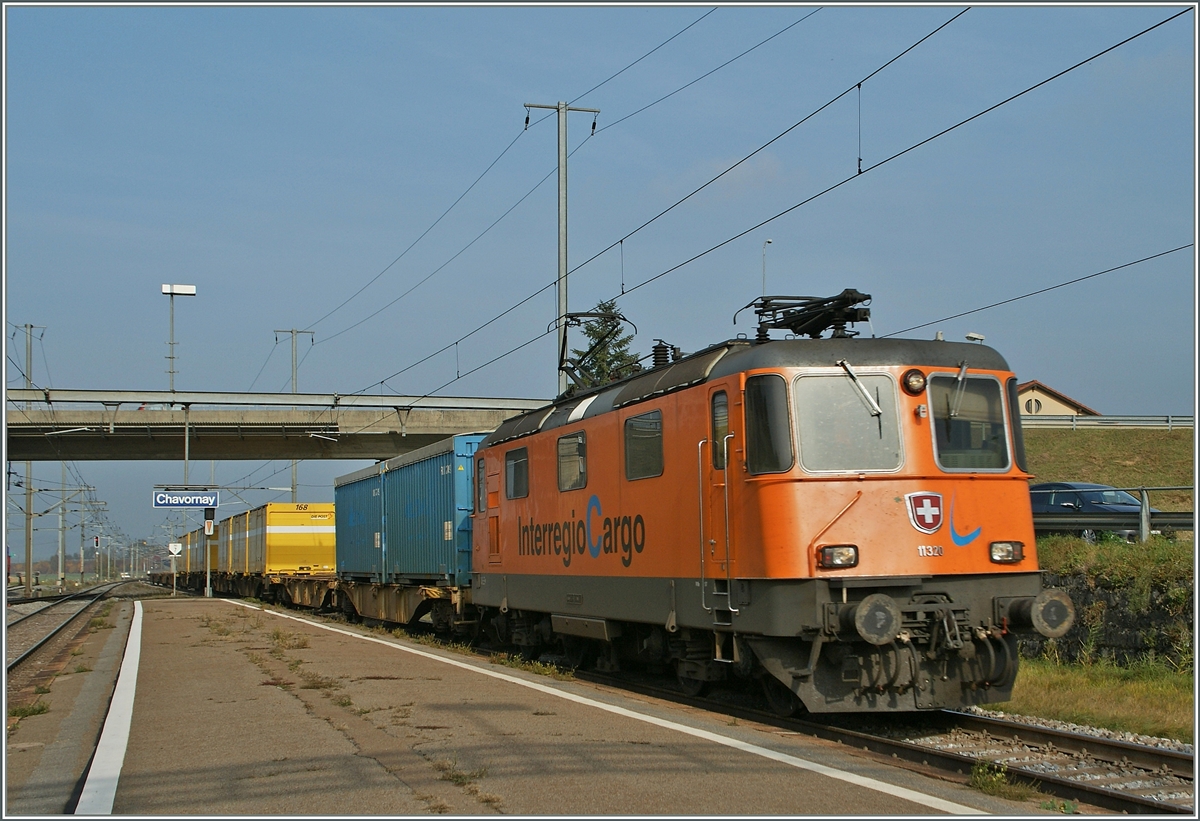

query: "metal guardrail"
xmin=1020 ymin=414 xmax=1193 ymax=429
xmin=1031 ymin=486 xmax=1193 ymax=541
xmin=1033 ymin=511 xmax=1193 ymax=532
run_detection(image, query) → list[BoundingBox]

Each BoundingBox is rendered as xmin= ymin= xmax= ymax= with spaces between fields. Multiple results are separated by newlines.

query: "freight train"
xmin=155 ymin=291 xmax=1075 ymax=715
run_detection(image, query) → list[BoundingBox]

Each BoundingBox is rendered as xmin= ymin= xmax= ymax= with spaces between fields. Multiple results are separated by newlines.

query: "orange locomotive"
xmin=469 ymin=291 xmax=1074 ymax=714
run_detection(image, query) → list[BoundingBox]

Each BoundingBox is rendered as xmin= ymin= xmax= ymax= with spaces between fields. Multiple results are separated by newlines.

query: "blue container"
xmin=333 ymin=462 xmax=384 ymax=581
xmin=334 ymin=433 xmax=484 ymax=586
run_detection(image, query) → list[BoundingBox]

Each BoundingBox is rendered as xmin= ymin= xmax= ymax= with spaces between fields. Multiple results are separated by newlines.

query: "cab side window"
xmin=557 ymin=431 xmax=587 ymax=491
xmin=745 ymin=374 xmax=794 ymax=474
xmin=505 ymin=447 xmax=529 ymax=499
xmin=711 ymin=392 xmax=729 ymax=470
xmin=625 ymin=410 xmax=663 ymax=480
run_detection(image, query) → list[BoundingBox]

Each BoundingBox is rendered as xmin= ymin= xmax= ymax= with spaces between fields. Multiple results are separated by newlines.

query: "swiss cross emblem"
xmin=905 ymin=492 xmax=943 ymax=534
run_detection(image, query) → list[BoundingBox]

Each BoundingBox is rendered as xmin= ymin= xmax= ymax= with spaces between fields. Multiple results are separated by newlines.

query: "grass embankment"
xmin=1023 ymin=428 xmax=1194 ymax=512
xmin=1017 ymin=533 xmax=1193 ymax=742
xmin=1036 ymin=533 xmax=1192 ymax=587
xmin=1010 ymin=429 xmax=1194 ymax=741
xmin=998 ymin=657 xmax=1194 ymax=743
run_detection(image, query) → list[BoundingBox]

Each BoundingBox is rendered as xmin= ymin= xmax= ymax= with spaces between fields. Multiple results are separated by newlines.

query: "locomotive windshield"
xmin=794 ymin=373 xmax=901 ymax=472
xmin=928 ymin=374 xmax=1010 ymax=471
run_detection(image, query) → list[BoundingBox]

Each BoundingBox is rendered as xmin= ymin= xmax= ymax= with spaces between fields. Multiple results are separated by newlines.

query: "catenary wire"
xmin=304 ymin=8 xmax=722 ymax=335
xmin=314 ymin=11 xmax=814 ymax=349
xmin=883 ymin=245 xmax=1194 ymax=338
xmin=567 ymin=7 xmax=967 ymax=279
xmin=607 ymin=8 xmax=1192 ymax=304
xmin=374 ymin=8 xmax=1189 ymax=400
xmin=354 ymin=8 xmax=966 ymax=392
xmin=597 ymin=8 xmax=822 ymax=134
xmin=569 ymin=7 xmax=718 ymax=104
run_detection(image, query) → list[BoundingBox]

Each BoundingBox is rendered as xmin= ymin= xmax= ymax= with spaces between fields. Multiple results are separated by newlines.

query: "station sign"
xmin=152 ymin=490 xmax=220 ymax=509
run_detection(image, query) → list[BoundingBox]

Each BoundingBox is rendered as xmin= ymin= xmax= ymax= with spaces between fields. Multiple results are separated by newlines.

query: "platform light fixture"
xmin=162 ymin=284 xmax=197 ymax=393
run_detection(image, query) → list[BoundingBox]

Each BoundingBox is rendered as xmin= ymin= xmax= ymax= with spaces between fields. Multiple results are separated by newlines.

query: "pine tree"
xmin=569 ymin=299 xmax=640 ymax=389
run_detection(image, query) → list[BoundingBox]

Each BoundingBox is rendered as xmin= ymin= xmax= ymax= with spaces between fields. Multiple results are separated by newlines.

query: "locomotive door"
xmin=477 ymin=456 xmax=502 ymax=566
xmin=700 ymin=388 xmax=737 ymax=625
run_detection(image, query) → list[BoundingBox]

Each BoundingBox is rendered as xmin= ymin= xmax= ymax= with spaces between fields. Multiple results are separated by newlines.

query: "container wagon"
xmin=159 ymin=503 xmax=335 ymax=600
xmin=328 ymin=433 xmax=485 ymax=628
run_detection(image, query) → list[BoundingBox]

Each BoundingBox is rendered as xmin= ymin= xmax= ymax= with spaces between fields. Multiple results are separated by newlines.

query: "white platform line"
xmin=75 ymin=600 xmax=143 ymax=816
xmin=232 ymin=600 xmax=984 ymax=815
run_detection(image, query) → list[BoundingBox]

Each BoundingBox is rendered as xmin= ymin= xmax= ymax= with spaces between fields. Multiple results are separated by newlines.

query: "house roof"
xmin=1016 ymin=380 xmax=1100 ymax=415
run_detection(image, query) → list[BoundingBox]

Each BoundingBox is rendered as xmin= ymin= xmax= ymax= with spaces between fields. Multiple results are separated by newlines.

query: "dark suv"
xmin=1029 ymin=482 xmax=1160 ymax=543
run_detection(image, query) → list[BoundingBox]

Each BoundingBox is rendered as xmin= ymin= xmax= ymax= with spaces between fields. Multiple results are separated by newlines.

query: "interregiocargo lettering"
xmin=517 ymin=494 xmax=645 ymax=568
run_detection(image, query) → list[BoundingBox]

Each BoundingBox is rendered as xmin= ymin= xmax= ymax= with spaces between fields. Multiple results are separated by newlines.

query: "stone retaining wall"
xmin=1018 ymin=573 xmax=1193 ymax=668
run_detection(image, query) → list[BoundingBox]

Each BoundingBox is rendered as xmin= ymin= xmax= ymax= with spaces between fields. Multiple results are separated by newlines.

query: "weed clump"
xmin=488 ymin=653 xmax=574 ymax=681
xmin=270 ymin=628 xmax=310 ymax=650
xmin=8 ymin=701 xmax=49 ymax=718
xmin=298 ymin=671 xmax=341 ymax=690
xmin=969 ymin=761 xmax=1038 ymax=801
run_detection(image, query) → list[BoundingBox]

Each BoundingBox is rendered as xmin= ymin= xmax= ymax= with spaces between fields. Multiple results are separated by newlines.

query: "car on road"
xmin=1029 ymin=482 xmax=1161 ymax=543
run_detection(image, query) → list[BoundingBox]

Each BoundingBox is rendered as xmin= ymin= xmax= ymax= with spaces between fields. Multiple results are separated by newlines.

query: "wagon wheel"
xmin=760 ymin=675 xmax=801 ymax=717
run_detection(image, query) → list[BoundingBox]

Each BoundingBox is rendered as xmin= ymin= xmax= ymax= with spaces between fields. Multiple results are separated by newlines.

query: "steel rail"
xmin=6 ymin=582 xmax=126 ymax=672
xmin=944 ymin=711 xmax=1193 ymax=779
xmin=573 ymin=670 xmax=1192 ymax=815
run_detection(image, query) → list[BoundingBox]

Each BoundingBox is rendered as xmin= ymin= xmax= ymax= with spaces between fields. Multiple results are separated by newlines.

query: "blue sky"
xmin=4 ymin=4 xmax=1196 ymax=557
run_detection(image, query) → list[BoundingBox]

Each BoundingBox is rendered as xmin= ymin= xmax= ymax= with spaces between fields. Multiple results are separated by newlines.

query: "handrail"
xmin=697 ymin=439 xmax=710 ymax=614
xmin=722 ymin=433 xmax=738 ymax=615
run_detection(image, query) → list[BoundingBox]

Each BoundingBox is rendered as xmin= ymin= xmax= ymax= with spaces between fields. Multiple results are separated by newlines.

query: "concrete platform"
xmin=8 ymin=596 xmax=1055 ymax=815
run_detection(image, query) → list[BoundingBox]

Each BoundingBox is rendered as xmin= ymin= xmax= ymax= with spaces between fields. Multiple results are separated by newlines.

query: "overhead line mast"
xmin=524 ymin=101 xmax=599 ymax=396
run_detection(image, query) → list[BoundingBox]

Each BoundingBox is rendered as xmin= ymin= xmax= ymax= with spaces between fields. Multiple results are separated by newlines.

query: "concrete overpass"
xmin=5 ymin=389 xmax=547 ymax=461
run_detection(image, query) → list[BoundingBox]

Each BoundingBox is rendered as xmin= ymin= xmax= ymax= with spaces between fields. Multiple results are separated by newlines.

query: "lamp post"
xmin=162 ymin=284 xmax=197 ymax=393
xmin=761 ymin=239 xmax=773 ymax=296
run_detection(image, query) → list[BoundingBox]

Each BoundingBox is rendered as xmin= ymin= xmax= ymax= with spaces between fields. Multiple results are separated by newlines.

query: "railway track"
xmin=6 ymin=582 xmax=125 ymax=674
xmin=573 ymin=669 xmax=1194 ymax=815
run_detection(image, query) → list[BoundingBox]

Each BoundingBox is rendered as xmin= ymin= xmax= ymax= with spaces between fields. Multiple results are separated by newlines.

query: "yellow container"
xmin=230 ymin=511 xmax=249 ymax=574
xmin=246 ymin=503 xmax=336 ymax=575
xmin=183 ymin=527 xmax=211 ymax=573
xmin=217 ymin=517 xmax=233 ymax=573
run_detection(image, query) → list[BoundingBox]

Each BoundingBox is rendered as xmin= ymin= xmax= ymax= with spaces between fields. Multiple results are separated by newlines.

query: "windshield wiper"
xmin=949 ymin=361 xmax=969 ymax=418
xmin=837 ymin=359 xmax=882 ymax=417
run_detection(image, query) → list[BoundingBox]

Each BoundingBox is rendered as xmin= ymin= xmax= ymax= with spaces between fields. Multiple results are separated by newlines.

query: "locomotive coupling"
xmin=844 ymin=593 xmax=903 ymax=646
xmin=1006 ymin=589 xmax=1076 ymax=639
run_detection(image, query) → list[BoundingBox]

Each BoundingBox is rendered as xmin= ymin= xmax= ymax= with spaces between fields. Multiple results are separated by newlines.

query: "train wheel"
xmin=675 ymin=663 xmax=708 ymax=697
xmin=761 ymin=675 xmax=801 ymax=717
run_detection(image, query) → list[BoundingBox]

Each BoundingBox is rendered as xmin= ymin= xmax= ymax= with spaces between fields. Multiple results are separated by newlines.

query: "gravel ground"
xmin=958 ymin=706 xmax=1194 ymax=754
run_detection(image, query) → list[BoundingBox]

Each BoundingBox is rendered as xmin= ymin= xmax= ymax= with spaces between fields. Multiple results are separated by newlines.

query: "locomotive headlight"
xmin=901 ymin=369 xmax=927 ymax=395
xmin=989 ymin=541 xmax=1025 ymax=563
xmin=817 ymin=545 xmax=858 ymax=568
